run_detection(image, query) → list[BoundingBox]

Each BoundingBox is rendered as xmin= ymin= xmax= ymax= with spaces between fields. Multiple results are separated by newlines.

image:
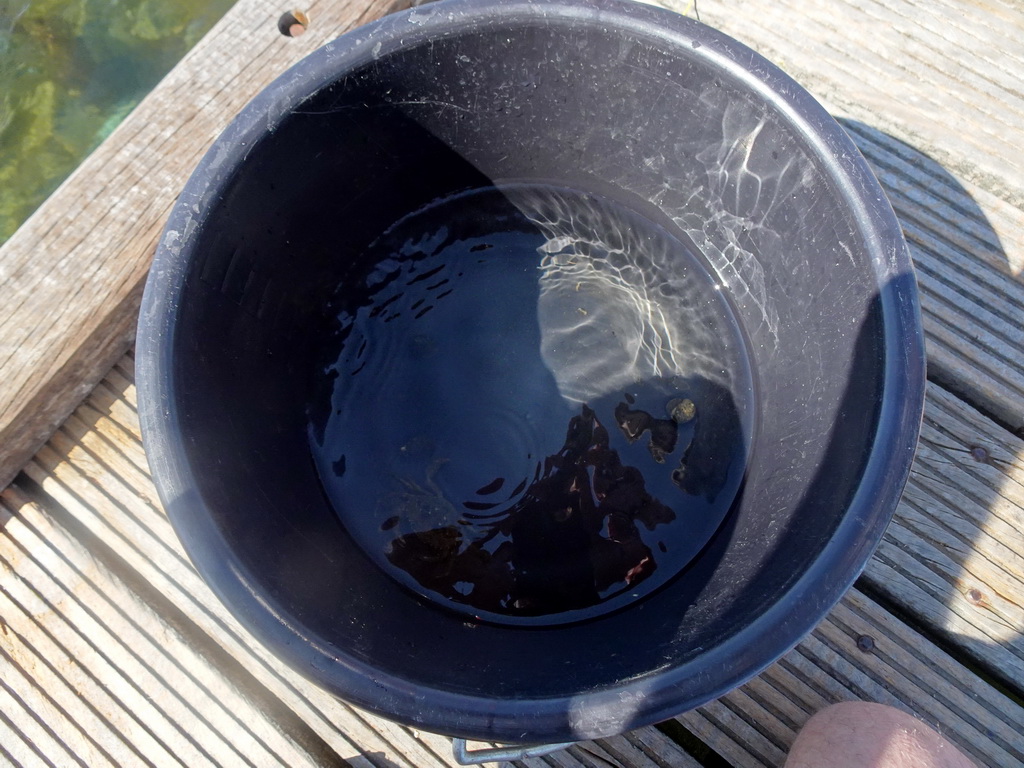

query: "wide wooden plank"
xmin=7 ymin=353 xmax=1024 ymax=767
xmin=690 ymin=0 xmax=1024 ymax=200
xmin=0 ymin=0 xmax=395 ymax=490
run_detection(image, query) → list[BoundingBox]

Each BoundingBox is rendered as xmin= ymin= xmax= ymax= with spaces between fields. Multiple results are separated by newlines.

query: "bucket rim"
xmin=136 ymin=0 xmax=926 ymax=742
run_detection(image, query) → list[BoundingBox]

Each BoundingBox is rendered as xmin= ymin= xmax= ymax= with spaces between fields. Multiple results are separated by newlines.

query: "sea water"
xmin=309 ymin=184 xmax=757 ymax=626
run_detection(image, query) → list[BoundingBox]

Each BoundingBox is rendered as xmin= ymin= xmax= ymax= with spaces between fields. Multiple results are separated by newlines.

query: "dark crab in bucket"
xmin=137 ymin=0 xmax=925 ymax=750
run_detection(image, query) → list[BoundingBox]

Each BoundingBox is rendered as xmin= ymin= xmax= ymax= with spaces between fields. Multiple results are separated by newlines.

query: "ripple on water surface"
xmin=309 ymin=184 xmax=756 ymax=626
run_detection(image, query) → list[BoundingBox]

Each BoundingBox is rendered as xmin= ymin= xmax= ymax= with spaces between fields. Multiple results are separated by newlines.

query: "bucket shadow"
xmin=838 ymin=117 xmax=1024 ymax=433
xmin=837 ymin=120 xmax=1024 ymax=691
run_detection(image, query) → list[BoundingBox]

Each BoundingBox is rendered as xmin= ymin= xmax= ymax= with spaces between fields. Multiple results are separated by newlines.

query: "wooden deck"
xmin=1 ymin=0 xmax=1023 ymax=765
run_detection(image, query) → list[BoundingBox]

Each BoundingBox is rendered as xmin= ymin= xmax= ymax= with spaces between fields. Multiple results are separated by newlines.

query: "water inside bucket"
xmin=308 ymin=183 xmax=757 ymax=626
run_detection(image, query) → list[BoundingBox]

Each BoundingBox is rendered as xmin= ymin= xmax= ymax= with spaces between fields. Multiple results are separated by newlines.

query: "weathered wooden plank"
xmin=864 ymin=382 xmax=1024 ymax=688
xmin=588 ymin=732 xmax=702 ymax=768
xmin=0 ymin=522 xmax=178 ymax=766
xmin=691 ymin=0 xmax=1024 ymax=202
xmin=0 ymin=668 xmax=92 ymax=768
xmin=0 ymin=0 xmax=396 ymax=490
xmin=680 ymin=587 xmax=1024 ymax=767
xmin=681 ymin=698 xmax=783 ymax=768
xmin=618 ymin=727 xmax=705 ymax=768
xmin=0 ymin=493 xmax=320 ymax=768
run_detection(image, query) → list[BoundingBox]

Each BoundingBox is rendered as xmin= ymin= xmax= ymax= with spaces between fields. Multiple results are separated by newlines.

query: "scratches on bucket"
xmin=569 ymin=685 xmax=653 ymax=740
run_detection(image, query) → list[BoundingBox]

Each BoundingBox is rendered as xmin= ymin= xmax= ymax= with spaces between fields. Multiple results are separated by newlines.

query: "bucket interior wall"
xmin=169 ymin=18 xmax=886 ymax=701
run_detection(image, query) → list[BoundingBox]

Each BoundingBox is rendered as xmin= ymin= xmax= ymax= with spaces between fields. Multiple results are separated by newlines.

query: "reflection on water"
xmin=309 ymin=184 xmax=754 ymax=625
xmin=0 ymin=0 xmax=235 ymax=243
xmin=524 ymin=185 xmax=737 ymax=402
